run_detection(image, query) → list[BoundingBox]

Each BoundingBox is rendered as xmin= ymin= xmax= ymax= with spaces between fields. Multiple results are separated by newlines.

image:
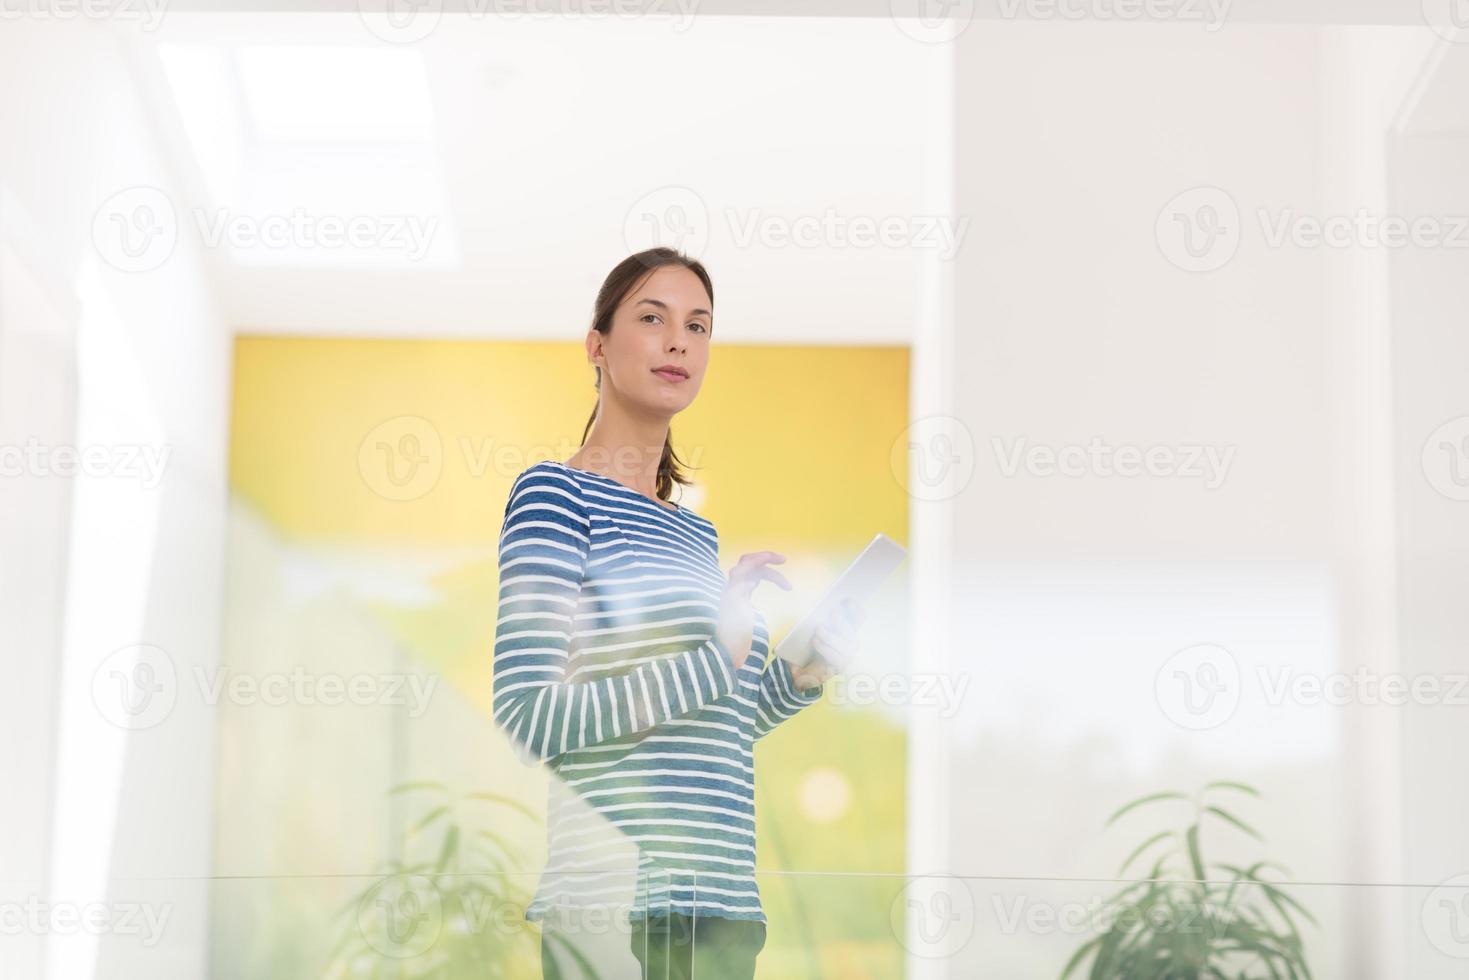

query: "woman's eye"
xmin=641 ymin=313 xmax=660 ymax=324
xmin=690 ymin=323 xmax=708 ymax=333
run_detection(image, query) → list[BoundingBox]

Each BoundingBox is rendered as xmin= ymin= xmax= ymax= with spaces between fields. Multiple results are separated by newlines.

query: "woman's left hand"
xmin=790 ymin=598 xmax=863 ymax=691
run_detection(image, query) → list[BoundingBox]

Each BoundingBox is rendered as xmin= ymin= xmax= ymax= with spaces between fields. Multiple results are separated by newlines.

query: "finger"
xmin=730 ymin=552 xmax=786 ymax=575
xmin=732 ymin=562 xmax=792 ymax=598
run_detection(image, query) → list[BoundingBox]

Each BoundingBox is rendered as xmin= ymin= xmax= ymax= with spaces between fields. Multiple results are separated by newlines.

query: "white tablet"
xmin=773 ymin=532 xmax=907 ymax=668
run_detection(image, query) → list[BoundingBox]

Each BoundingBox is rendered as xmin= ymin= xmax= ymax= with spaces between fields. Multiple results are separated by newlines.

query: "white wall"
xmin=1390 ymin=126 xmax=1469 ymax=980
xmin=0 ymin=19 xmax=232 ymax=980
xmin=941 ymin=20 xmax=1438 ymax=977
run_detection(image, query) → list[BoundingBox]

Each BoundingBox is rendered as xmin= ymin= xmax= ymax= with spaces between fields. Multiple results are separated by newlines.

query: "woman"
xmin=492 ymin=248 xmax=861 ymax=980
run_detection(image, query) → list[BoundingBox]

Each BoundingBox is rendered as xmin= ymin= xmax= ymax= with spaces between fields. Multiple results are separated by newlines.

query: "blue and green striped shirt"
xmin=492 ymin=460 xmax=823 ymax=924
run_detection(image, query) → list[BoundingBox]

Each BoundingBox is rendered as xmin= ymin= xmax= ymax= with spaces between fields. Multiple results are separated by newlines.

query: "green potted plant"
xmin=1060 ymin=781 xmax=1316 ymax=980
xmin=325 ymin=781 xmax=585 ymax=979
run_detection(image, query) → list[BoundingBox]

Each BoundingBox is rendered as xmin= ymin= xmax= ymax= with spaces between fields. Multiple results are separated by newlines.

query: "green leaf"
xmin=1203 ymin=805 xmax=1264 ymax=842
xmin=1118 ymin=831 xmax=1174 ymax=877
xmin=1058 ymin=934 xmax=1104 ymax=979
xmin=1202 ymin=780 xmax=1260 ymax=798
xmin=388 ymin=780 xmax=446 ymax=796
xmin=435 ymin=825 xmax=460 ymax=873
xmin=463 ymin=791 xmax=540 ymax=823
xmin=1105 ymin=791 xmax=1189 ymax=827
xmin=1186 ymin=824 xmax=1206 ymax=883
xmin=407 ymin=804 xmax=450 ymax=836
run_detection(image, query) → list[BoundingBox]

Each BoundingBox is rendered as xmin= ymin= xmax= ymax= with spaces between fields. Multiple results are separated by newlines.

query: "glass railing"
xmin=10 ymin=871 xmax=1469 ymax=978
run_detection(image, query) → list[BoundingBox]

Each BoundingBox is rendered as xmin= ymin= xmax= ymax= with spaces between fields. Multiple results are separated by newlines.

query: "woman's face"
xmin=590 ymin=264 xmax=713 ymax=418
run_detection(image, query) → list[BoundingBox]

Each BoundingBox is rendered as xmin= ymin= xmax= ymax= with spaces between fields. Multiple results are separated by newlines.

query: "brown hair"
xmin=580 ymin=248 xmax=714 ymax=503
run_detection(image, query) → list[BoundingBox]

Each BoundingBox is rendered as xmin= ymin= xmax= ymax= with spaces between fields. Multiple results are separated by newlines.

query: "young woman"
xmin=492 ymin=248 xmax=861 ymax=980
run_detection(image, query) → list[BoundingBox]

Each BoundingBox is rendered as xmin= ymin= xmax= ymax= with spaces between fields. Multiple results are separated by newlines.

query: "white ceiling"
xmin=124 ymin=13 xmax=947 ymax=344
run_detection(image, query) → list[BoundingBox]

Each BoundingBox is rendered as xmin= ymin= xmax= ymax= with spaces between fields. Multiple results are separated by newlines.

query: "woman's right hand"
xmin=715 ymin=551 xmax=792 ymax=671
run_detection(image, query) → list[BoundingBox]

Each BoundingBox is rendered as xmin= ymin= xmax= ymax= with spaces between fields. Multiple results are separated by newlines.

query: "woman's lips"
xmin=652 ymin=369 xmax=688 ymax=382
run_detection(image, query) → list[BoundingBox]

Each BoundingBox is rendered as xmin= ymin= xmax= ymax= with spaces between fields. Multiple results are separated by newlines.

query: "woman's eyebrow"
xmin=636 ymin=297 xmax=712 ymax=319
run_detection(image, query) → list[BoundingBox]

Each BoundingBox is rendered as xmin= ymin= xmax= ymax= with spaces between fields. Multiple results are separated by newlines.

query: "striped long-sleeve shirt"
xmin=492 ymin=460 xmax=823 ymax=925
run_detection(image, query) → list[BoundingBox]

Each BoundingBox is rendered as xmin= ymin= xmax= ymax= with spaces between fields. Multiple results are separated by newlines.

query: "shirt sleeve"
xmin=753 ymin=652 xmax=824 ymax=741
xmin=492 ymin=465 xmax=741 ymax=766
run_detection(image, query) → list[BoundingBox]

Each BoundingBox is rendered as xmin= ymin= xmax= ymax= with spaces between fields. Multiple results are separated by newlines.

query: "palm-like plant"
xmin=325 ymin=781 xmax=575 ymax=979
xmin=1059 ymin=781 xmax=1316 ymax=980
